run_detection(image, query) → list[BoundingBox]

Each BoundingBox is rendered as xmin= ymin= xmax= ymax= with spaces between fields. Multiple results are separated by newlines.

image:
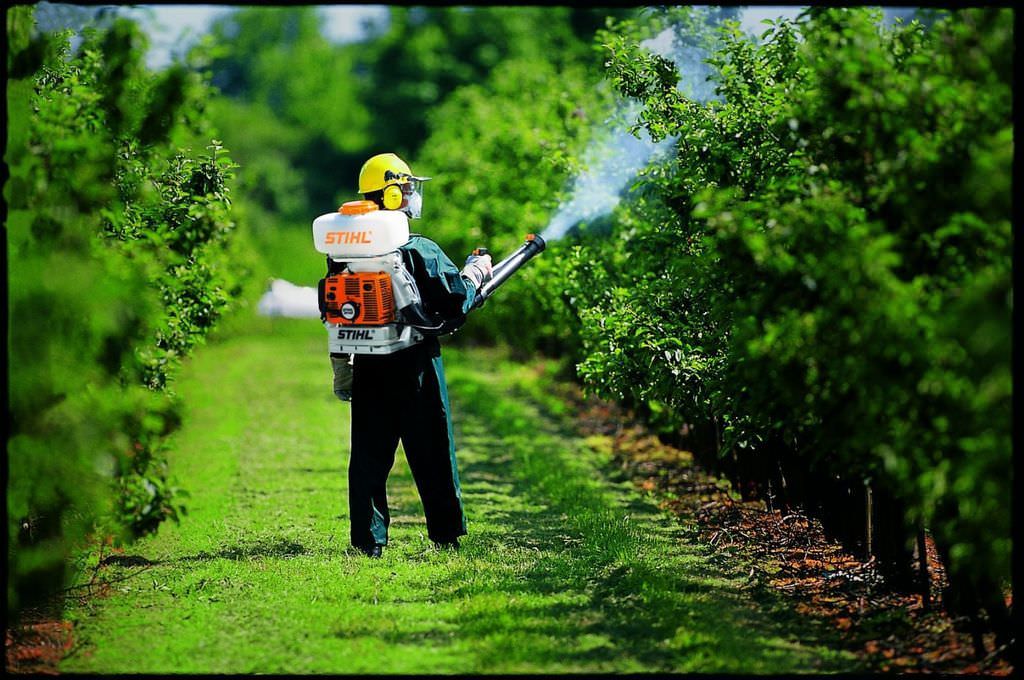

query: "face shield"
xmin=396 ymin=174 xmax=430 ymax=219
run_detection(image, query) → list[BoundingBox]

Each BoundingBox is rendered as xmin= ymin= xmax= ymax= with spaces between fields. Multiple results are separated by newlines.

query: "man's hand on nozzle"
xmin=462 ymin=253 xmax=493 ymax=288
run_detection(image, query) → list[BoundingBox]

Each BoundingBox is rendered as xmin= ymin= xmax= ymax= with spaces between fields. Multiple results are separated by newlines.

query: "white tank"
xmin=312 ymin=205 xmax=410 ymax=258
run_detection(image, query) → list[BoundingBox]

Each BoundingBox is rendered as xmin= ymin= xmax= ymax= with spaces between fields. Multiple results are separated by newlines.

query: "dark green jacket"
xmin=399 ymin=235 xmax=476 ymax=328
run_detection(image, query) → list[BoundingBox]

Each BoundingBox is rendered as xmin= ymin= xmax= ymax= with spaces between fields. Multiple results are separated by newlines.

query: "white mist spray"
xmin=541 ymin=105 xmax=672 ymax=242
xmin=540 ymin=23 xmax=722 ymax=242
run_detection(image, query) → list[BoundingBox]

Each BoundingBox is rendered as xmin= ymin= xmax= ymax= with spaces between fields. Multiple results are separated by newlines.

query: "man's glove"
xmin=330 ymin=354 xmax=353 ymax=402
xmin=461 ymin=253 xmax=493 ymax=288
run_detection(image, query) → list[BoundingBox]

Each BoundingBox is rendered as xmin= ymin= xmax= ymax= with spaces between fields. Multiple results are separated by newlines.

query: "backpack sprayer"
xmin=313 ymin=200 xmax=545 ymax=355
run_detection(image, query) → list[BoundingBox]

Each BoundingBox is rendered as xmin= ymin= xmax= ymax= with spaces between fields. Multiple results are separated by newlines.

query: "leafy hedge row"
xmin=563 ymin=7 xmax=1011 ymax=642
xmin=6 ymin=9 xmax=249 ymax=614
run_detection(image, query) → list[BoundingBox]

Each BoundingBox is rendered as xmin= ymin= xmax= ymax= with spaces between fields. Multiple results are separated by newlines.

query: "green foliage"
xmin=358 ymin=7 xmax=626 ymax=159
xmin=199 ymin=7 xmax=370 ymax=210
xmin=575 ymin=7 xmax=1011 ymax=627
xmin=203 ymin=98 xmax=308 ymax=217
xmin=6 ymin=11 xmax=248 ymax=613
xmin=205 ymin=6 xmax=366 ymax=145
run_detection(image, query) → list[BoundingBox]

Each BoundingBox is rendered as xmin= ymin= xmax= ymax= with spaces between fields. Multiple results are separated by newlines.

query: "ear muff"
xmin=382 ymin=184 xmax=404 ymax=211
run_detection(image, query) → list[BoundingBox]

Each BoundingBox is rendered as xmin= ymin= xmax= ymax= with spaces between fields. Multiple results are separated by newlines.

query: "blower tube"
xmin=410 ymin=233 xmax=545 ymax=336
xmin=471 ymin=233 xmax=546 ymax=310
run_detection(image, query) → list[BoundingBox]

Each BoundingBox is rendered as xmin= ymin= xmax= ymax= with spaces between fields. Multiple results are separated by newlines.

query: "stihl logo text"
xmin=325 ymin=231 xmax=372 ymax=245
xmin=337 ymin=329 xmax=375 ymax=340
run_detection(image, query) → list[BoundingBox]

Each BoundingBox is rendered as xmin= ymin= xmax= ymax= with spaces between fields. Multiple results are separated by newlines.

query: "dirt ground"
xmin=564 ymin=381 xmax=1014 ymax=675
xmin=6 ymin=618 xmax=73 ymax=675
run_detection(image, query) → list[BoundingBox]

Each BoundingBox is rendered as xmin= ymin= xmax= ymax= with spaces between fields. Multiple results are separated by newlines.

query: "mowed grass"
xmin=60 ymin=317 xmax=858 ymax=674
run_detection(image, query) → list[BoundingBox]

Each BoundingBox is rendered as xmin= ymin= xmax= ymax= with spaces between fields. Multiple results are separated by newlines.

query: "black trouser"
xmin=348 ymin=339 xmax=467 ymax=548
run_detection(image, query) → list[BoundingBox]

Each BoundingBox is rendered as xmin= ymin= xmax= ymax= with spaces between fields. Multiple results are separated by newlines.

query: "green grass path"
xmin=61 ymin=319 xmax=857 ymax=674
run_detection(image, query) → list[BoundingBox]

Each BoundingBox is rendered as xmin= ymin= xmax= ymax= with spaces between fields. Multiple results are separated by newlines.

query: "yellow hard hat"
xmin=357 ymin=153 xmax=419 ymax=192
xmin=357 ymin=153 xmax=431 ymax=218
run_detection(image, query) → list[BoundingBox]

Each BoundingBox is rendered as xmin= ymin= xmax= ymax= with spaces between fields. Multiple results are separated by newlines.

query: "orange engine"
xmin=322 ymin=272 xmax=395 ymax=325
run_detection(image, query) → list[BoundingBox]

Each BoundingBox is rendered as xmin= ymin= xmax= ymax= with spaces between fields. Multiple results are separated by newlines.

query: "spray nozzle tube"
xmin=472 ymin=233 xmax=546 ymax=309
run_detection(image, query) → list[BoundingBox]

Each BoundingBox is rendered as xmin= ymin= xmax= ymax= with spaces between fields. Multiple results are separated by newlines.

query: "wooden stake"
xmin=917 ymin=525 xmax=930 ymax=611
xmin=865 ymin=482 xmax=873 ymax=559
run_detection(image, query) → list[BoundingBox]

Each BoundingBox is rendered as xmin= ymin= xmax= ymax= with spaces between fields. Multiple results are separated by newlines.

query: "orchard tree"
xmin=572 ymin=7 xmax=1012 ymax=645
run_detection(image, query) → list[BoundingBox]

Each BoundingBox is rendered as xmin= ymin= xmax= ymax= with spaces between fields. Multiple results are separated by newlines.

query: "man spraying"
xmin=327 ymin=153 xmax=492 ymax=558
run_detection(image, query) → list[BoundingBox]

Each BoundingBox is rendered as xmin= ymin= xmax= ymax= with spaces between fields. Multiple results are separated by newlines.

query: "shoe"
xmin=358 ymin=545 xmax=383 ymax=558
xmin=433 ymin=539 xmax=459 ymax=551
